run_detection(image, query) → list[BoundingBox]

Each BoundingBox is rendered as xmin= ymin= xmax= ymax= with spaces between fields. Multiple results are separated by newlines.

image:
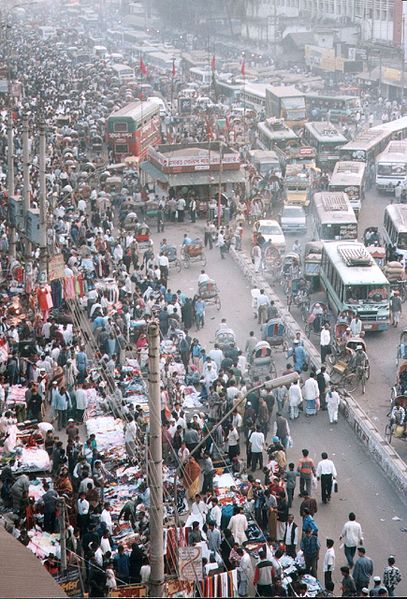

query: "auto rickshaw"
xmin=249 ymin=341 xmax=277 ymax=381
xmin=304 ymin=241 xmax=322 ymax=291
xmin=262 ymin=318 xmax=287 ymax=351
xmin=105 ymin=176 xmax=122 ymax=194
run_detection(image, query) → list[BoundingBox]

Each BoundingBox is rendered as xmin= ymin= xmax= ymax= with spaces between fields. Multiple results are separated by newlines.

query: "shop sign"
xmin=48 ymin=254 xmax=65 ymax=281
xmin=110 ymin=584 xmax=147 ymax=597
xmin=178 ymin=546 xmax=202 ymax=582
xmin=54 ymin=569 xmax=82 ymax=598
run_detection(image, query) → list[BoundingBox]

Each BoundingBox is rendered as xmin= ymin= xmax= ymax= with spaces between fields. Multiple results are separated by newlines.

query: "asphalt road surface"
xmin=152 ymin=219 xmax=407 ymax=593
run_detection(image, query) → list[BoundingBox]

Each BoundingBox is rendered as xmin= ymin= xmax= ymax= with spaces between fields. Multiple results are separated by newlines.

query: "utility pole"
xmin=38 ymin=121 xmax=47 ymax=280
xmin=7 ymin=112 xmax=16 ymax=259
xmin=58 ymin=497 xmax=67 ymax=572
xmin=22 ymin=114 xmax=31 ymax=259
xmin=147 ymin=321 xmax=164 ymax=598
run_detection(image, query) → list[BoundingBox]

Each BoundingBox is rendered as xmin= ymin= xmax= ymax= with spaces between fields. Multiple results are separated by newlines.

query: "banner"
xmin=110 ymin=584 xmax=147 ymax=597
xmin=48 ymin=254 xmax=65 ymax=281
xmin=178 ymin=546 xmax=202 ymax=582
xmin=54 ymin=569 xmax=82 ymax=598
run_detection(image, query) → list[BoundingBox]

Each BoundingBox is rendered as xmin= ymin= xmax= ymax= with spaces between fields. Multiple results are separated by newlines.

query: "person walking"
xmin=301 ymin=528 xmax=320 ymax=577
xmin=297 ymin=449 xmax=316 ymax=497
xmin=316 ymin=452 xmax=337 ymax=504
xmin=383 ymin=555 xmax=402 ymax=597
xmin=320 ymin=323 xmax=331 ymax=363
xmin=340 ymin=566 xmax=357 ymax=597
xmin=249 ymin=425 xmax=265 ymax=472
xmin=285 ymin=463 xmax=299 ymax=508
xmin=390 ymin=291 xmax=402 ymax=327
xmin=257 ymin=290 xmax=270 ymax=325
xmin=282 ymin=513 xmax=298 ymax=558
xmin=253 ymin=548 xmax=275 ymax=597
xmin=288 ymin=379 xmax=302 ymax=420
xmin=323 ymin=539 xmax=335 ymax=589
xmin=340 ymin=512 xmax=364 ymax=568
xmin=303 ymin=372 xmax=320 ymax=416
xmin=353 ymin=547 xmax=374 ymax=595
xmin=326 ymin=387 xmax=340 ymax=424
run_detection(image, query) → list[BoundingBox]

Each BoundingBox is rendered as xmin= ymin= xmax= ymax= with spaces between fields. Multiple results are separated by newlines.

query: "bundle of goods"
xmin=384 ymin=261 xmax=405 ymax=282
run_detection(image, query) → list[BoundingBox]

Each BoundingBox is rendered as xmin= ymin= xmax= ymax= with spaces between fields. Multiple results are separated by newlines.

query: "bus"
xmin=383 ymin=204 xmax=407 ymax=263
xmin=111 ymin=63 xmax=135 ymax=84
xmin=257 ymin=118 xmax=298 ymax=150
xmin=312 ymin=191 xmax=358 ymax=242
xmin=106 ymin=99 xmax=161 ymax=162
xmin=265 ymin=86 xmax=306 ymax=129
xmin=375 ymin=140 xmax=407 ymax=193
xmin=305 ymin=94 xmax=361 ymax=123
xmin=338 ymin=128 xmax=391 ymax=165
xmin=303 ymin=121 xmax=347 ymax=170
xmin=247 ymin=149 xmax=282 ymax=178
xmin=377 ymin=115 xmax=407 ymax=140
xmin=328 ymin=161 xmax=366 ymax=216
xmin=241 ymin=83 xmax=268 ymax=113
xmin=320 ymin=241 xmax=390 ymax=331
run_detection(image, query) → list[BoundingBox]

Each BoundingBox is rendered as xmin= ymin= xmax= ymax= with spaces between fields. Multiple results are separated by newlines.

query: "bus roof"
xmin=248 ymin=149 xmax=279 ymax=162
xmin=340 ymin=128 xmax=389 ymax=152
xmin=257 ymin=120 xmax=298 ymax=141
xmin=305 ymin=121 xmax=347 ymax=143
xmin=313 ymin=191 xmax=356 ymax=223
xmin=376 ymin=140 xmax=407 ymax=163
xmin=374 ymin=115 xmax=407 ymax=135
xmin=323 ymin=241 xmax=389 ymax=285
xmin=385 ymin=203 xmax=407 ymax=232
xmin=306 ymin=93 xmax=359 ymax=102
xmin=108 ymin=99 xmax=160 ymax=120
xmin=330 ymin=161 xmax=366 ymax=186
xmin=267 ymin=85 xmax=304 ymax=98
xmin=111 ymin=63 xmax=134 ymax=72
xmin=242 ymin=83 xmax=269 ymax=98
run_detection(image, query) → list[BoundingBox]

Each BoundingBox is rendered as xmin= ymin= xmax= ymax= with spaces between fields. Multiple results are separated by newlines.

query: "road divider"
xmin=230 ymin=247 xmax=407 ymax=498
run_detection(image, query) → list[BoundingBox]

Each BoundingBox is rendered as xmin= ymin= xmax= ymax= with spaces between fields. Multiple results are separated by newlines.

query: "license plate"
xmin=364 ymin=324 xmax=372 ymax=330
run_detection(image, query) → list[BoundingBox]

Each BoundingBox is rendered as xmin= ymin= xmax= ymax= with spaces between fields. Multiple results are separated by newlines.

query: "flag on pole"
xmin=240 ymin=58 xmax=246 ymax=78
xmin=140 ymin=55 xmax=148 ymax=76
xmin=211 ymin=55 xmax=216 ymax=72
xmin=172 ymin=58 xmax=176 ymax=77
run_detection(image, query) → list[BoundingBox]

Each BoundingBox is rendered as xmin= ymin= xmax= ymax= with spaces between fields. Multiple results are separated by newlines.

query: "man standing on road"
xmin=340 ymin=512 xmax=364 ymax=568
xmin=320 ymin=323 xmax=331 ymax=363
xmin=353 ymin=547 xmax=374 ymax=595
xmin=249 ymin=425 xmax=266 ymax=472
xmin=257 ymin=290 xmax=270 ymax=325
xmin=390 ymin=291 xmax=402 ymax=327
xmin=323 ymin=538 xmax=335 ymax=589
xmin=297 ymin=449 xmax=316 ymax=497
xmin=316 ymin=452 xmax=337 ymax=504
xmin=383 ymin=555 xmax=402 ymax=597
xmin=253 ymin=548 xmax=275 ymax=597
xmin=301 ymin=528 xmax=320 ymax=577
xmin=350 ymin=313 xmax=363 ymax=337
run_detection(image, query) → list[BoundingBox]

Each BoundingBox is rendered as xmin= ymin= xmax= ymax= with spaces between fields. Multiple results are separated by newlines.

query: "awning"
xmin=140 ymin=161 xmax=168 ymax=183
xmin=168 ymin=167 xmax=246 ymax=188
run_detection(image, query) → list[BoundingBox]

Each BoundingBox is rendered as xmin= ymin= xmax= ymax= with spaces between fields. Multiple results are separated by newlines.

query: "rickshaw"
xmin=215 ymin=327 xmax=236 ymax=352
xmin=304 ymin=241 xmax=322 ymax=291
xmin=385 ymin=395 xmax=407 ymax=443
xmin=328 ymin=338 xmax=370 ymax=394
xmin=249 ymin=197 xmax=265 ymax=224
xmin=286 ymin=277 xmax=310 ymax=311
xmin=165 ymin=246 xmax=182 ymax=273
xmin=105 ymin=176 xmax=122 ymax=194
xmin=366 ymin=245 xmax=386 ymax=269
xmin=304 ymin=302 xmax=331 ymax=337
xmin=280 ymin=252 xmax=301 ymax=293
xmin=363 ymin=226 xmax=382 ymax=247
xmin=391 ymin=359 xmax=407 ymax=400
xmin=249 ymin=341 xmax=277 ymax=381
xmin=262 ymin=243 xmax=282 ymax=281
xmin=262 ymin=318 xmax=287 ymax=351
xmin=198 ymin=279 xmax=221 ymax=311
xmin=396 ymin=330 xmax=407 ymax=369
xmin=123 ymin=212 xmax=139 ymax=232
xmin=135 ymin=223 xmax=151 ymax=249
xmin=181 ymin=239 xmax=206 ymax=269
xmin=328 ymin=322 xmax=352 ymax=363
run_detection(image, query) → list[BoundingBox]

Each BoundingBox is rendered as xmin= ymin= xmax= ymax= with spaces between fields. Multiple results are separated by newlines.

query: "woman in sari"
xmin=182 ymin=456 xmax=201 ymax=500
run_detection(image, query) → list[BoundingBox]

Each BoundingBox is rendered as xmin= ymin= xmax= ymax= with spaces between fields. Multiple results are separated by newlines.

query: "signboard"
xmin=178 ymin=546 xmax=202 ymax=582
xmin=383 ymin=67 xmax=401 ymax=82
xmin=110 ymin=584 xmax=147 ymax=598
xmin=48 ymin=254 xmax=65 ymax=281
xmin=54 ymin=569 xmax=82 ymax=598
xmin=147 ymin=146 xmax=240 ymax=172
xmin=165 ymin=580 xmax=194 ymax=598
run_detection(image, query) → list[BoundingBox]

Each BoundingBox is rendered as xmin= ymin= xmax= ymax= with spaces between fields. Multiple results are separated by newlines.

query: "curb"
xmin=230 ymin=246 xmax=407 ymax=497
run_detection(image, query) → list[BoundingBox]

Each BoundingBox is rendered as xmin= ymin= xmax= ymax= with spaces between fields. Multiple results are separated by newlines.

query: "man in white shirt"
xmin=316 ymin=451 xmax=337 ymax=504
xmin=191 ymin=494 xmax=208 ymax=517
xmin=228 ymin=506 xmax=248 ymax=545
xmin=124 ymin=416 xmax=137 ymax=459
xmin=257 ymin=289 xmax=270 ymax=324
xmin=208 ymin=344 xmax=224 ymax=370
xmin=288 ymin=380 xmax=303 ymax=420
xmin=340 ymin=512 xmax=364 ymax=568
xmin=302 ymin=372 xmax=320 ymax=415
xmin=100 ymin=502 xmax=113 ymax=535
xmin=208 ymin=498 xmax=222 ymax=528
xmin=320 ymin=323 xmax=331 ymax=363
xmin=249 ymin=425 xmax=265 ymax=471
xmin=77 ymin=492 xmax=90 ymax=536
xmin=198 ymin=270 xmax=210 ymax=285
xmin=323 ymin=538 xmax=336 ymax=589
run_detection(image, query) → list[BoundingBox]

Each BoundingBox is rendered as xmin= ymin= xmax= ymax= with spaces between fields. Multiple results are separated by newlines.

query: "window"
xmin=115 ymin=143 xmax=129 ymax=154
xmin=114 ymin=122 xmax=128 ymax=133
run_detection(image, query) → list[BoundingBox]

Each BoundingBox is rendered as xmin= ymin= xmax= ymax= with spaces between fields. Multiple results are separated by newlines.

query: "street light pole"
xmin=7 ymin=111 xmax=16 ymax=259
xmin=38 ymin=120 xmax=47 ymax=280
xmin=22 ymin=114 xmax=31 ymax=259
xmin=147 ymin=321 xmax=164 ymax=598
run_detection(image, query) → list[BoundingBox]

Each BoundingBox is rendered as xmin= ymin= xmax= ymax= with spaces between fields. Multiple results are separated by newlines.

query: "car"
xmin=252 ymin=219 xmax=286 ymax=254
xmin=280 ymin=205 xmax=307 ymax=234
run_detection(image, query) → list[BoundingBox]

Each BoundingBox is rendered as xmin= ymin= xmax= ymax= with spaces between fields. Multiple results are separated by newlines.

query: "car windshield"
xmin=260 ymin=225 xmax=281 ymax=236
xmin=345 ymin=285 xmax=389 ymax=304
xmin=283 ymin=208 xmax=304 ymax=218
xmin=397 ymin=232 xmax=407 ymax=250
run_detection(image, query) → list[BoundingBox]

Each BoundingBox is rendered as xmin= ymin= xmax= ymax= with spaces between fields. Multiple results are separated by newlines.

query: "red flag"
xmin=140 ymin=56 xmax=148 ymax=76
xmin=211 ymin=55 xmax=216 ymax=72
xmin=172 ymin=58 xmax=176 ymax=77
xmin=240 ymin=58 xmax=245 ymax=77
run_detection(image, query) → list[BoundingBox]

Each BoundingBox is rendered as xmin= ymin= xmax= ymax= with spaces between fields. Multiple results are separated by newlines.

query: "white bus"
xmin=376 ymin=140 xmax=407 ymax=193
xmin=303 ymin=121 xmax=347 ymax=170
xmin=241 ymin=83 xmax=268 ymax=113
xmin=320 ymin=241 xmax=390 ymax=331
xmin=328 ymin=161 xmax=366 ymax=216
xmin=111 ymin=63 xmax=135 ymax=84
xmin=312 ymin=191 xmax=358 ymax=242
xmin=339 ymin=128 xmax=391 ymax=164
xmin=383 ymin=203 xmax=407 ymax=263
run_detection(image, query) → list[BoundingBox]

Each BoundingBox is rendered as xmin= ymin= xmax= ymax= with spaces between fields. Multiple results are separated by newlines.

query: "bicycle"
xmin=343 ymin=363 xmax=370 ymax=395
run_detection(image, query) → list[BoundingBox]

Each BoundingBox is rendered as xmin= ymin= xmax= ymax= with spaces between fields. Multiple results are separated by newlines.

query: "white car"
xmin=280 ymin=205 xmax=307 ymax=234
xmin=253 ymin=219 xmax=286 ymax=254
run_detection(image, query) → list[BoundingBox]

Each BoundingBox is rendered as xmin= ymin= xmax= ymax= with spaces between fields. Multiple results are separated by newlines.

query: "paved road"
xmin=151 ymin=220 xmax=407 ymax=593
